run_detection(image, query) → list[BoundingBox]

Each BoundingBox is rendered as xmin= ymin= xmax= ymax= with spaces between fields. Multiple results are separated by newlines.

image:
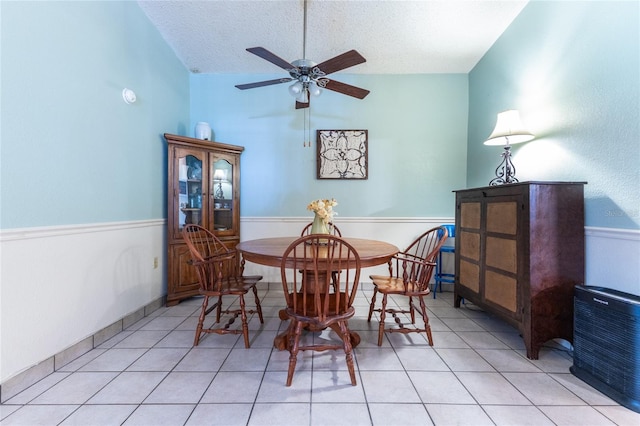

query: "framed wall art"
xmin=316 ymin=130 xmax=368 ymax=180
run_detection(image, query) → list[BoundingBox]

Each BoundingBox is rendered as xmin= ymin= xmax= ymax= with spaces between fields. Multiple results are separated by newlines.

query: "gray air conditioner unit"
xmin=571 ymin=285 xmax=640 ymax=413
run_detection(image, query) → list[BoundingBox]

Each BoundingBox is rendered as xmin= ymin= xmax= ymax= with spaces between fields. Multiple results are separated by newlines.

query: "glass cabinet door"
xmin=211 ymin=157 xmax=234 ymax=234
xmin=176 ymin=150 xmax=205 ymax=235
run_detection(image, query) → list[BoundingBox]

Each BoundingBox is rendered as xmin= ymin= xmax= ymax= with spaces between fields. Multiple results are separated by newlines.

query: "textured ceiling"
xmin=138 ymin=0 xmax=529 ymax=75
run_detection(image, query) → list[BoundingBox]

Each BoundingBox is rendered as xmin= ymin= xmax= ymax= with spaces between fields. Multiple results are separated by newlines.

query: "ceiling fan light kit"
xmin=308 ymin=82 xmax=322 ymax=97
xmin=288 ymin=81 xmax=303 ymax=96
xmin=234 ymin=0 xmax=369 ymax=109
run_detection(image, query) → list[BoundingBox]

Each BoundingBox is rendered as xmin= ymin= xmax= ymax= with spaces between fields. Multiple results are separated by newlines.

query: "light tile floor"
xmin=2 ymin=283 xmax=639 ymax=426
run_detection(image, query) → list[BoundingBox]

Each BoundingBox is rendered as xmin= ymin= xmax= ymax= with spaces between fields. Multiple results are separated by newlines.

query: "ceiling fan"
xmin=235 ymin=0 xmax=370 ymax=109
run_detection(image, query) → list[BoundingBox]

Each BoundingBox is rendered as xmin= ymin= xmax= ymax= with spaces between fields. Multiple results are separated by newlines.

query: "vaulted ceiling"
xmin=137 ymin=0 xmax=529 ymax=75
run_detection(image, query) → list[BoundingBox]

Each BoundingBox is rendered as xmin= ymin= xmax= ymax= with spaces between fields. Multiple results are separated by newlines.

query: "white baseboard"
xmin=0 ymin=297 xmax=164 ymax=403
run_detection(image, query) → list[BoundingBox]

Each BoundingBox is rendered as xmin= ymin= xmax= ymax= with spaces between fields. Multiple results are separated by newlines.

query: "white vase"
xmin=310 ymin=213 xmax=330 ymax=235
xmin=194 ymin=122 xmax=212 ymax=140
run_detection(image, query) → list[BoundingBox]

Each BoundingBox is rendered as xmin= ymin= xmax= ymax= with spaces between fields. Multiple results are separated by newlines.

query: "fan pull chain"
xmin=307 ymin=105 xmax=311 ymax=148
xmin=308 ymin=113 xmax=311 ymax=148
xmin=308 ymin=106 xmax=312 ymax=148
xmin=303 ymin=105 xmax=311 ymax=148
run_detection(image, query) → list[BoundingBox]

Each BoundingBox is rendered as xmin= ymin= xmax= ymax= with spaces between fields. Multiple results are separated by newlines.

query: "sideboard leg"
xmin=454 ymin=294 xmax=462 ymax=308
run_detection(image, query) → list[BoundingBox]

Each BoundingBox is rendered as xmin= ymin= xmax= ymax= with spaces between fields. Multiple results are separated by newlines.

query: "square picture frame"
xmin=316 ymin=130 xmax=368 ymax=179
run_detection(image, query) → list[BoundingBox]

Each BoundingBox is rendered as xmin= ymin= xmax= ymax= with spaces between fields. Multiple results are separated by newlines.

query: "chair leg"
xmin=286 ymin=321 xmax=304 ymax=386
xmin=377 ymin=293 xmax=388 ymax=346
xmin=238 ymin=294 xmax=251 ymax=349
xmin=251 ymin=285 xmax=264 ymax=323
xmin=339 ymin=320 xmax=357 ymax=386
xmin=418 ymin=296 xmax=434 ymax=346
xmin=194 ymin=296 xmax=209 ymax=346
xmin=331 ymin=272 xmax=339 ymax=292
xmin=216 ymin=296 xmax=223 ymax=323
xmin=434 ymin=251 xmax=444 ymax=298
xmin=408 ymin=296 xmax=416 ymax=324
xmin=367 ymin=288 xmax=378 ymax=322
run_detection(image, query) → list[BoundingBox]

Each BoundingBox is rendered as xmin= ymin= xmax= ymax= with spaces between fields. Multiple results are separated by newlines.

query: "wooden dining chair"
xmin=182 ymin=224 xmax=264 ymax=348
xmin=280 ymin=234 xmax=361 ymax=386
xmin=367 ymin=226 xmax=448 ymax=346
xmin=300 ymin=222 xmax=342 ymax=291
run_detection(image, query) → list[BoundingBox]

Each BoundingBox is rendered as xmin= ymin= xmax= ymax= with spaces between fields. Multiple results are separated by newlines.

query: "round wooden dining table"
xmin=236 ymin=236 xmax=399 ymax=349
xmin=237 ymin=237 xmax=398 ymax=269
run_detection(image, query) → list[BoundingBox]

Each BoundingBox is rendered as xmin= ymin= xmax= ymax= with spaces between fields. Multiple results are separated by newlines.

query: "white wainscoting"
xmin=240 ymin=219 xmax=640 ymax=296
xmin=1 ymin=218 xmax=637 ymax=400
xmin=0 ymin=220 xmax=166 ymax=390
xmin=584 ymin=226 xmax=640 ymax=295
xmin=239 ymin=217 xmax=455 ymax=283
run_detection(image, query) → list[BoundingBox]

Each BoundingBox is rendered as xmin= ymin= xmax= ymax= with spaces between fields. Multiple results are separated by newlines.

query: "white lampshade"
xmin=296 ymin=89 xmax=309 ymax=104
xmin=484 ymin=110 xmax=535 ymax=146
xmin=288 ymin=81 xmax=303 ymax=96
xmin=213 ymin=169 xmax=227 ymax=181
xmin=308 ymin=81 xmax=322 ymax=97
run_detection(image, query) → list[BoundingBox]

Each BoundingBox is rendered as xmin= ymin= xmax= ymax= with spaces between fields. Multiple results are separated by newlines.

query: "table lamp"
xmin=484 ymin=110 xmax=534 ymax=185
xmin=213 ymin=169 xmax=227 ymax=199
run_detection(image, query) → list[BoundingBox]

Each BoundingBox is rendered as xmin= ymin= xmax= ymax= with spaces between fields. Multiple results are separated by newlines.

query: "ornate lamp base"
xmin=215 ymin=182 xmax=224 ymax=199
xmin=489 ymin=145 xmax=519 ymax=186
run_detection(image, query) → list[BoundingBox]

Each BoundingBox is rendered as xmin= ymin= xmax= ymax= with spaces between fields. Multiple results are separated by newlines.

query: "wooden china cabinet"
xmin=454 ymin=182 xmax=586 ymax=359
xmin=164 ymin=133 xmax=243 ymax=306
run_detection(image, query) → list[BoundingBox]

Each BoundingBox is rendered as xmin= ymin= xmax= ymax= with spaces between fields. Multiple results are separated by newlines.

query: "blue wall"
xmin=1 ymin=1 xmax=190 ymax=229
xmin=191 ymin=73 xmax=468 ymax=218
xmin=468 ymin=0 xmax=640 ymax=229
xmin=2 ymin=1 xmax=637 ymax=231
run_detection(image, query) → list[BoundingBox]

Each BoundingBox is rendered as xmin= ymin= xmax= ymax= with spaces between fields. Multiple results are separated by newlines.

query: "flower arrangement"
xmin=307 ymin=198 xmax=338 ymax=225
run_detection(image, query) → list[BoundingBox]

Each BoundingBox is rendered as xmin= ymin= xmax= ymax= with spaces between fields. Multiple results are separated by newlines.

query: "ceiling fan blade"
xmin=295 ymin=100 xmax=310 ymax=109
xmin=246 ymin=47 xmax=295 ymax=70
xmin=323 ymin=79 xmax=370 ymax=99
xmin=235 ymin=78 xmax=293 ymax=90
xmin=315 ymin=50 xmax=366 ymax=75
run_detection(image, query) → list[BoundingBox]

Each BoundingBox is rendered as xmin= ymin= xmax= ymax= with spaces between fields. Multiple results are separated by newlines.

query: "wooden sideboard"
xmin=454 ymin=182 xmax=586 ymax=359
